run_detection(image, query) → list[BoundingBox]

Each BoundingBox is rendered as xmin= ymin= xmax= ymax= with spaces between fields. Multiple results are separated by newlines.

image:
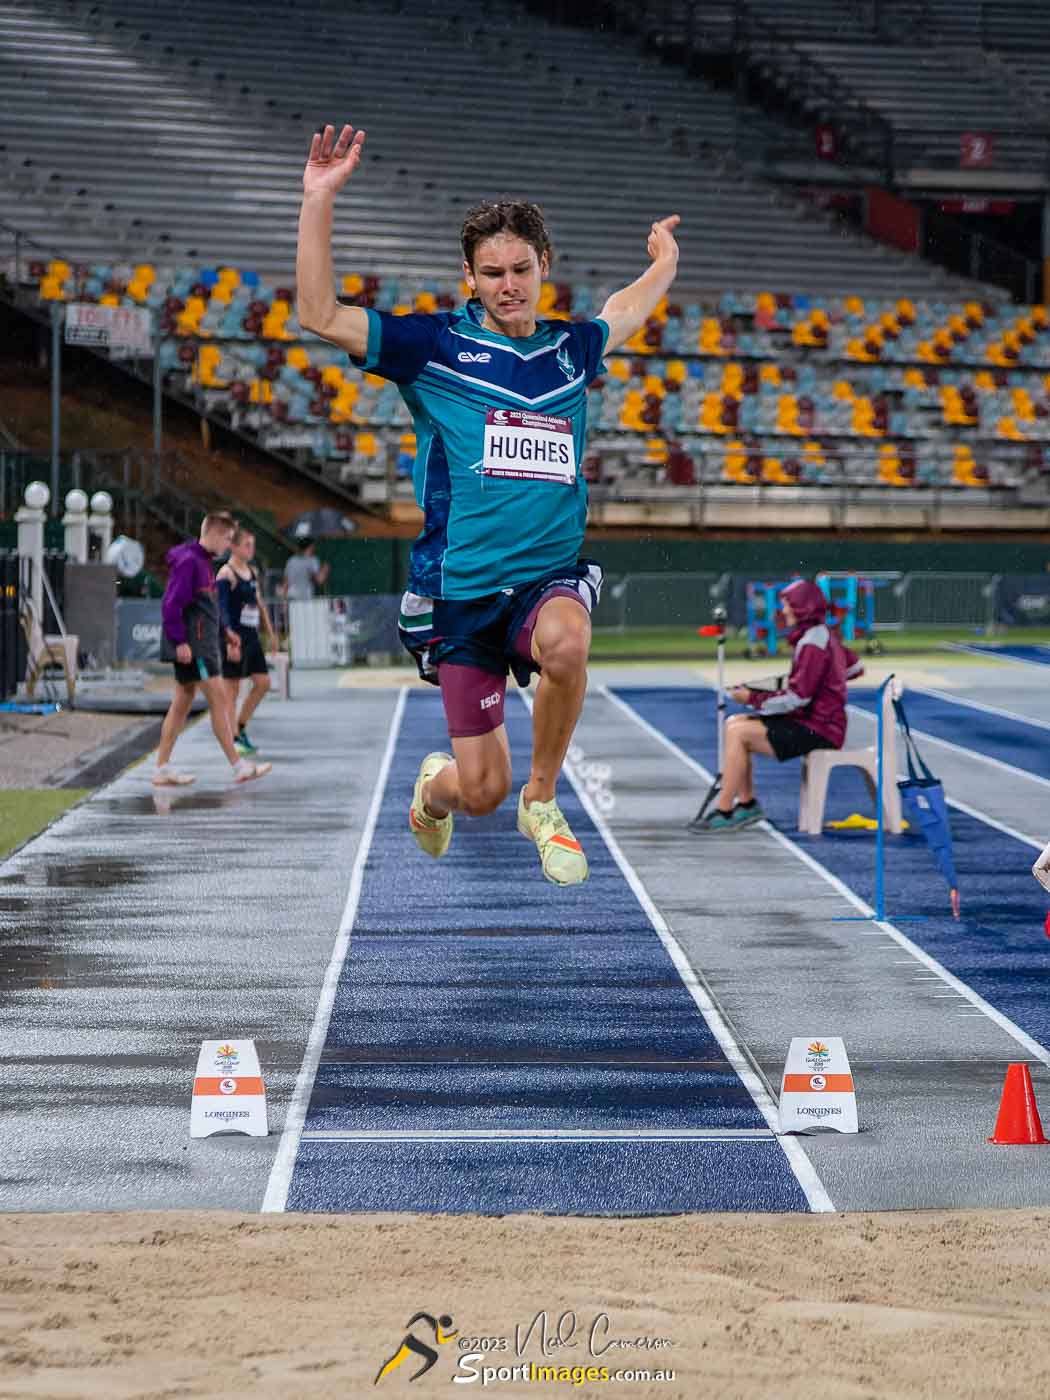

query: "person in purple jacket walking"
xmin=153 ymin=512 xmax=271 ymax=788
xmin=694 ymin=578 xmax=863 ymax=833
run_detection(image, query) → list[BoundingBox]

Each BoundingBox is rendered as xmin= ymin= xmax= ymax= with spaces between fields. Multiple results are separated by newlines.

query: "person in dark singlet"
xmin=217 ymin=527 xmax=278 ymax=756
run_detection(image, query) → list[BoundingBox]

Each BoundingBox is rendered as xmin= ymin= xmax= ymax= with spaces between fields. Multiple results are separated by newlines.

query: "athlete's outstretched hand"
xmin=647 ymin=215 xmax=680 ymax=265
xmin=303 ymin=123 xmax=366 ymax=197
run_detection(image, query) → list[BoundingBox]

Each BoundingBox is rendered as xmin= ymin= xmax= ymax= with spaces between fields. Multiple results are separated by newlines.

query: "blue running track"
xmin=849 ymin=687 xmax=1050 ymax=781
xmin=284 ymin=690 xmax=811 ymax=1214
xmin=951 ymin=643 xmax=1050 ymax=667
xmin=614 ymin=687 xmax=1050 ymax=1052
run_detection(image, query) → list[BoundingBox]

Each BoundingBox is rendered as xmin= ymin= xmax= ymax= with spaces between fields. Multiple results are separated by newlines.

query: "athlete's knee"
xmin=459 ymin=768 xmax=512 ymax=817
xmin=536 ymin=620 xmax=590 ymax=684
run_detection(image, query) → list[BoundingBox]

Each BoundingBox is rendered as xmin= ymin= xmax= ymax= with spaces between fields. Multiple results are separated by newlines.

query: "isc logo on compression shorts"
xmin=480 ymin=692 xmax=501 ymax=710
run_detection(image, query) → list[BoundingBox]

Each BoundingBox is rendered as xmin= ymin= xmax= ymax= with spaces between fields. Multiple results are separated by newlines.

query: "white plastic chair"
xmin=798 ymin=681 xmax=903 ymax=835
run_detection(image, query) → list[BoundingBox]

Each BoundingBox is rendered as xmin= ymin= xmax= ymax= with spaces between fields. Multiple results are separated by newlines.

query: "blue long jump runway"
xmin=280 ymin=689 xmax=814 ymax=1214
xmin=612 ymin=687 xmax=1050 ymax=1054
xmin=950 ymin=642 xmax=1050 ymax=668
xmin=849 ymin=686 xmax=1050 ymax=782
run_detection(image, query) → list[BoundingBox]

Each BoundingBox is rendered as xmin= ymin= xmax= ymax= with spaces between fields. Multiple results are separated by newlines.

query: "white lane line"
xmin=847 ymin=702 xmax=1050 ymax=796
xmin=261 ymin=686 xmax=408 ymax=1213
xmin=947 ymin=643 xmax=1050 ymax=671
xmin=549 ymin=688 xmax=834 ymax=1214
xmin=915 ymin=686 xmax=1050 ymax=735
xmin=300 ymin=1128 xmax=774 ymax=1142
xmin=604 ymin=686 xmax=1050 ymax=1076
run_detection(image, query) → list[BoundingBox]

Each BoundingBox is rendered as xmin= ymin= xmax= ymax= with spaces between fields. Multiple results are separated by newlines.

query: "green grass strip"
xmin=0 ymin=789 xmax=92 ymax=861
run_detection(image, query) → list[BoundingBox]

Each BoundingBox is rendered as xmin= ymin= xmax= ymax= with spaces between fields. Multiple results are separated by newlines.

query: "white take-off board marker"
xmin=190 ymin=1039 xmax=268 ymax=1138
xmin=778 ymin=1037 xmax=858 ymax=1135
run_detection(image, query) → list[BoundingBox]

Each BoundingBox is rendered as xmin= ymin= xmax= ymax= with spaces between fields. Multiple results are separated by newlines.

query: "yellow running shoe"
xmin=517 ymin=787 xmax=588 ymax=886
xmin=409 ymin=751 xmax=454 ymax=858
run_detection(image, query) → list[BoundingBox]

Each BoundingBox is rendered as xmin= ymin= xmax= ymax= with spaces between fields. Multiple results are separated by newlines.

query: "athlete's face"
xmin=465 ymin=233 xmax=548 ymax=338
xmin=232 ymin=533 xmax=255 ymax=564
xmin=782 ymin=599 xmax=797 ymax=628
xmin=201 ymin=524 xmax=235 ymax=557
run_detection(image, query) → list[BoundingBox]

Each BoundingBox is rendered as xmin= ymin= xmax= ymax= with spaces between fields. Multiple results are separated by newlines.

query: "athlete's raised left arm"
xmin=598 ymin=216 xmax=680 ymax=353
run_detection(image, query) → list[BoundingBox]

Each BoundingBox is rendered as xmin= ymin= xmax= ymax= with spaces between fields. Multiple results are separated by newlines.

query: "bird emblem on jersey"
xmin=556 ymin=345 xmax=575 ymax=380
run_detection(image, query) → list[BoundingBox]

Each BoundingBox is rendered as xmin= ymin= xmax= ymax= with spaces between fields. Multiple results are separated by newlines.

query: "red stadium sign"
xmin=960 ymin=132 xmax=995 ymax=169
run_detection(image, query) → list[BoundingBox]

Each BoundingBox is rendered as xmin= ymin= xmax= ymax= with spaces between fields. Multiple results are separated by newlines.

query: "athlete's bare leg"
xmin=237 ymin=673 xmax=270 ymax=731
xmin=198 ymin=675 xmax=242 ymax=764
xmin=157 ymin=681 xmax=198 ymax=766
xmin=223 ymin=676 xmax=241 ymax=739
xmin=424 ymin=727 xmax=511 ymax=819
xmin=718 ymin=714 xmax=774 ymax=810
xmin=523 ymin=596 xmax=590 ymax=805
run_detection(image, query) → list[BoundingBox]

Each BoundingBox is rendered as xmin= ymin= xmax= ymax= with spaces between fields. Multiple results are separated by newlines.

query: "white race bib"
xmin=239 ymin=605 xmax=260 ymax=628
xmin=483 ymin=408 xmax=576 ymax=484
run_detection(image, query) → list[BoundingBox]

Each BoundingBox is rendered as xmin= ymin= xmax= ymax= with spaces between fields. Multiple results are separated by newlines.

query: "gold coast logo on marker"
xmin=214 ymin=1044 xmax=239 ymax=1072
xmin=374 ymin=1311 xmax=458 ymax=1385
xmin=807 ymin=1041 xmax=829 ymax=1057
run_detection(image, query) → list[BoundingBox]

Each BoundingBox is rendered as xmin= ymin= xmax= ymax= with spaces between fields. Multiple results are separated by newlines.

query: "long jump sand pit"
xmin=1 ymin=1209 xmax=1047 ymax=1399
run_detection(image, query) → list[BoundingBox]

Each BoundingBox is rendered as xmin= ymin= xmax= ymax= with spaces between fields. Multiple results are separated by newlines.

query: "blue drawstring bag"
xmin=894 ymin=696 xmax=961 ymax=917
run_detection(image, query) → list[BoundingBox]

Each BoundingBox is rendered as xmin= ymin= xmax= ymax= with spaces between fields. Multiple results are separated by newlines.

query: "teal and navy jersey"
xmin=353 ymin=300 xmax=609 ymax=599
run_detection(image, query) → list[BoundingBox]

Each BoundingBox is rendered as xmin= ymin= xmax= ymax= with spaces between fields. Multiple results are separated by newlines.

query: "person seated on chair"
xmin=694 ymin=578 xmax=864 ymax=833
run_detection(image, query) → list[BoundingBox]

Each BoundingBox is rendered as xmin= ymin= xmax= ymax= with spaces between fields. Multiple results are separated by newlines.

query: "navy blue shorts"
xmin=222 ymin=627 xmax=268 ymax=680
xmin=398 ymin=559 xmax=604 ymax=688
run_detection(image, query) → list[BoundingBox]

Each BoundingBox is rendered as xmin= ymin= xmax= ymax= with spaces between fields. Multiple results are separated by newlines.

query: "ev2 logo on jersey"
xmin=458 ymin=351 xmax=492 ymax=364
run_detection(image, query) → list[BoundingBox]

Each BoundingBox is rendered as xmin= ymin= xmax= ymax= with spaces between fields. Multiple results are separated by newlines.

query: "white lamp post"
xmin=63 ymin=488 xmax=90 ymax=564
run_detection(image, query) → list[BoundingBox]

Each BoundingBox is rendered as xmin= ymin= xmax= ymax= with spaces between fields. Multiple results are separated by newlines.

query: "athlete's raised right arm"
xmin=297 ymin=123 xmax=368 ymax=356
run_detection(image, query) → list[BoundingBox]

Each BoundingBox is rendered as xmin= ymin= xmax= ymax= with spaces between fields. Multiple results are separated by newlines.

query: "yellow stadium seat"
xmin=209 ymin=283 xmax=232 ymax=305
xmin=776 ymin=394 xmax=801 ymax=434
xmin=355 ymin=431 xmax=378 ymax=458
xmin=415 ymin=291 xmax=438 ymax=314
xmin=218 ymin=266 xmax=240 ymax=288
xmin=645 ymin=437 xmax=668 ymax=465
xmin=197 ymin=345 xmax=226 ymax=388
xmin=364 ymin=372 xmax=385 ymax=388
xmin=665 ymin=359 xmax=687 ymax=384
xmin=399 ymin=431 xmax=417 ymax=454
xmin=607 ymin=358 xmax=630 ymax=382
xmin=341 ymin=273 xmax=364 ymax=296
xmin=39 ymin=275 xmax=66 ymax=301
xmin=287 ymin=346 xmax=310 ymax=371
xmin=537 ymin=282 xmax=556 ymax=313
xmin=249 ymin=379 xmax=273 ymax=405
xmin=643 ymin=373 xmax=666 ymax=398
xmin=99 ymin=292 xmax=121 ymax=308
xmin=760 ymin=363 xmax=781 ymax=386
xmin=832 ymin=379 xmax=854 ymax=401
xmin=844 ymin=295 xmax=865 ymax=317
xmin=321 ymin=364 xmax=344 ymax=388
xmin=47 ymin=259 xmax=71 ymax=281
xmin=392 ymin=303 xmax=413 ymax=317
xmin=723 ymin=439 xmax=749 ymax=483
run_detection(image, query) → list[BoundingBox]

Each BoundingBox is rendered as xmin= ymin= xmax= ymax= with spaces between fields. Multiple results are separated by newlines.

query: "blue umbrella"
xmin=893 ymin=696 xmax=961 ymax=918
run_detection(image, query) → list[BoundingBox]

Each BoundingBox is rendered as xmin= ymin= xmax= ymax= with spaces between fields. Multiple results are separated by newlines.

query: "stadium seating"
xmin=16 ymin=256 xmax=1044 ymax=497
xmin=0 ymin=0 xmax=982 ymax=295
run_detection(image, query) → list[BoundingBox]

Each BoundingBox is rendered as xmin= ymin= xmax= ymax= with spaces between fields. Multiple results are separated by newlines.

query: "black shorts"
xmin=761 ymin=715 xmax=836 ymax=762
xmin=173 ymin=654 xmax=221 ymax=686
xmin=222 ymin=628 xmax=268 ymax=680
xmin=398 ymin=560 xmax=604 ymax=687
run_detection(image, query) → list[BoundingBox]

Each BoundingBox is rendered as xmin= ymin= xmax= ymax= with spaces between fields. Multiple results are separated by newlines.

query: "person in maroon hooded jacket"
xmin=694 ymin=578 xmax=863 ymax=833
xmin=153 ymin=512 xmax=272 ymax=788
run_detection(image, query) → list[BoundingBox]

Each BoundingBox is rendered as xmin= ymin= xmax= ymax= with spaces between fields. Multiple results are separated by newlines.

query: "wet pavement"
xmin=0 ymin=681 xmax=392 ymax=1211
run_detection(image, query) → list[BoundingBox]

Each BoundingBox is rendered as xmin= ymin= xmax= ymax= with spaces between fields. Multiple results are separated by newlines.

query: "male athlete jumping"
xmin=297 ymin=123 xmax=679 ymax=885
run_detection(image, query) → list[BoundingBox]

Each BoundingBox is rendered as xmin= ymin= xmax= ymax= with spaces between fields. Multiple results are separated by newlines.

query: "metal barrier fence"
xmin=592 ymin=572 xmax=1012 ymax=634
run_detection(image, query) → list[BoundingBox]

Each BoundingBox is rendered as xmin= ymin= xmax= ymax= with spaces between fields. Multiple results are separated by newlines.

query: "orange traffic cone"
xmin=988 ymin=1064 xmax=1049 ymax=1145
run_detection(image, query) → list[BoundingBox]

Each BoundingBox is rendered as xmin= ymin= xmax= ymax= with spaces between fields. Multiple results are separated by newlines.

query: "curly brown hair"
xmin=460 ymin=200 xmax=552 ymax=271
